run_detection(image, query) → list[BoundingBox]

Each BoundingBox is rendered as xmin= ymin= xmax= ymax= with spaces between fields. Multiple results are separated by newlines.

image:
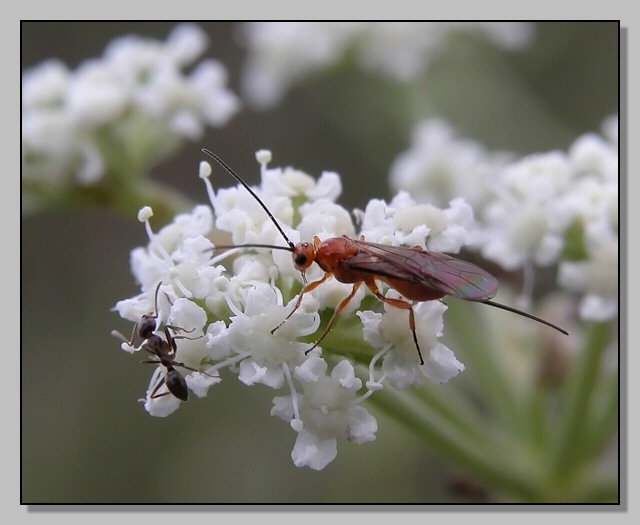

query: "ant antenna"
xmin=202 ymin=149 xmax=295 ymax=251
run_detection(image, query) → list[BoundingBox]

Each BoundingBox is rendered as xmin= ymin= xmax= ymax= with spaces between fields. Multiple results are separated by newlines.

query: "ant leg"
xmin=149 ymin=374 xmax=172 ymax=399
xmin=365 ymin=279 xmax=424 ymax=365
xmin=162 ymin=326 xmax=200 ymax=353
xmin=143 ymin=357 xmax=211 ymax=399
xmin=271 ymin=272 xmax=333 ymax=334
xmin=146 ymin=362 xmax=189 ymax=401
xmin=170 ymin=360 xmax=216 ymax=378
xmin=170 ymin=332 xmax=202 ymax=343
xmin=166 ymin=325 xmax=196 ymax=335
xmin=305 ymin=281 xmax=362 ymax=354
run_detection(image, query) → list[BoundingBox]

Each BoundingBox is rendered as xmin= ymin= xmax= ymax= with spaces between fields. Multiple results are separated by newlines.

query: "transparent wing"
xmin=347 ymin=240 xmax=498 ymax=301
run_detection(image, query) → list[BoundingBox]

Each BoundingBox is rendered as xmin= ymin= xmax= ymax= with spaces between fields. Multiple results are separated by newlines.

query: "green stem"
xmin=444 ymin=300 xmax=529 ymax=436
xmin=576 ymin=470 xmax=620 ymax=503
xmin=412 ymin=382 xmax=489 ymax=441
xmin=586 ymin=371 xmax=619 ymax=460
xmin=550 ymin=321 xmax=614 ymax=479
xmin=113 ymin=179 xmax=196 ymax=224
xmin=370 ymin=384 xmax=540 ymax=501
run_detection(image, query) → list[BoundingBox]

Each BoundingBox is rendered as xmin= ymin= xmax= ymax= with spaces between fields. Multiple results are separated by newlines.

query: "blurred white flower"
xmin=356 ymin=190 xmax=479 ymax=254
xmin=240 ymin=22 xmax=535 ymax=108
xmin=479 ymin=118 xmax=618 ymax=320
xmin=389 ymin=119 xmax=514 ymax=209
xmin=558 ymin=219 xmax=618 ymax=321
xmin=393 ymin=116 xmax=618 ymax=321
xmin=479 ymin=151 xmax=572 ymax=270
xmin=22 ymin=24 xmax=240 ymax=192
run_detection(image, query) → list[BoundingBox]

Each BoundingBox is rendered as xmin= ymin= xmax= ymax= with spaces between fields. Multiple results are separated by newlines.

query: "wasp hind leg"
xmin=365 ymin=279 xmax=424 ymax=365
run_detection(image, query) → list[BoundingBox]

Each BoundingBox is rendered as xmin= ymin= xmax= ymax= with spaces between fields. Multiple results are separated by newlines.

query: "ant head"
xmin=137 ymin=313 xmax=158 ymax=339
xmin=136 ymin=281 xmax=168 ymax=339
xmin=111 ymin=281 xmax=167 ymax=350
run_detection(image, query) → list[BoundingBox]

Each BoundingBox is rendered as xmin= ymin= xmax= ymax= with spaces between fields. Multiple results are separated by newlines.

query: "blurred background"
xmin=21 ymin=22 xmax=619 ymax=503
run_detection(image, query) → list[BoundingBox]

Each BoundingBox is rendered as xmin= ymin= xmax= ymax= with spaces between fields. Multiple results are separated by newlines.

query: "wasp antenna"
xmin=211 ymin=243 xmax=295 ymax=253
xmin=202 ymin=149 xmax=296 ymax=251
xmin=481 ymin=299 xmax=569 ymax=335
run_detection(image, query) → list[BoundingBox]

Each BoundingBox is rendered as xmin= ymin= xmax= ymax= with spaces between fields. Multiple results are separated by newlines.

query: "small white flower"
xmin=209 ymin=283 xmax=319 ymax=389
xmin=297 ymin=199 xmax=356 ymax=242
xmin=272 ymin=357 xmax=377 ymax=470
xmin=357 ymin=190 xmax=478 ymax=254
xmin=128 ymin=205 xmax=218 ymax=299
xmin=419 ymin=343 xmax=466 ymax=384
xmin=185 ymin=370 xmax=222 ymax=398
xmin=212 ymin=182 xmax=295 ymax=247
xmin=289 ymin=428 xmax=338 ymax=471
xmin=305 ymin=171 xmax=343 ymax=202
xmin=357 ymin=294 xmax=462 ymax=389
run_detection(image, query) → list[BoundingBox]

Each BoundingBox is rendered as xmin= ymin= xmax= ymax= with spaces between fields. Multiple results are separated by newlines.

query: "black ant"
xmin=112 ymin=282 xmax=211 ymax=402
xmin=140 ymin=325 xmax=206 ymax=402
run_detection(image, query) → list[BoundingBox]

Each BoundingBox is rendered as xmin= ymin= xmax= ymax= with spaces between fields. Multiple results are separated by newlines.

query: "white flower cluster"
xmin=113 ymin=150 xmax=472 ymax=470
xmin=240 ymin=22 xmax=535 ymax=108
xmin=391 ymin=117 xmax=619 ymax=321
xmin=22 ymin=24 xmax=240 ymax=187
xmin=389 ymin=119 xmax=515 ymax=209
xmin=555 ymin=117 xmax=619 ymax=321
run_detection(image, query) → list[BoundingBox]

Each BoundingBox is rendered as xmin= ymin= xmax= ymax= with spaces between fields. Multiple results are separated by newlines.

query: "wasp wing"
xmin=347 ymin=240 xmax=498 ymax=301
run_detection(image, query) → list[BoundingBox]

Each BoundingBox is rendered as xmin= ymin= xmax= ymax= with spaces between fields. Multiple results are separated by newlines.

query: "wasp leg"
xmin=305 ymin=281 xmax=362 ymax=355
xmin=365 ymin=278 xmax=424 ymax=365
xmin=271 ymin=272 xmax=333 ymax=335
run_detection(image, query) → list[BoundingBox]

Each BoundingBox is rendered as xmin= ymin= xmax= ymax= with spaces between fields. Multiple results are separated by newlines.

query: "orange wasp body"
xmin=202 ymin=149 xmax=568 ymax=364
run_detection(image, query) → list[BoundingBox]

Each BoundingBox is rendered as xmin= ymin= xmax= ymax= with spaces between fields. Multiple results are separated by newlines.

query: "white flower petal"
xmin=345 ymin=405 xmax=378 ymax=444
xmin=291 ymin=429 xmax=338 ymax=471
xmin=421 ymin=342 xmax=465 ymax=384
xmin=185 ymin=370 xmax=222 ymax=398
